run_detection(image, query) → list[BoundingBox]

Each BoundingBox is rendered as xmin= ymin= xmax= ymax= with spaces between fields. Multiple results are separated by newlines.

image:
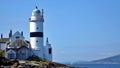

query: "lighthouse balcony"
xmin=29 ymin=17 xmax=44 ymax=22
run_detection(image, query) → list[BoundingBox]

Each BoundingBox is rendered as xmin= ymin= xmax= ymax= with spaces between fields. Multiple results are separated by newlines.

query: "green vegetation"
xmin=0 ymin=50 xmax=5 ymax=57
xmin=27 ymin=55 xmax=47 ymax=62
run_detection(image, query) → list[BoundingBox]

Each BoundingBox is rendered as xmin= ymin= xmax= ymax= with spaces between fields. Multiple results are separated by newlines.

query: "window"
xmin=49 ymin=48 xmax=52 ymax=54
xmin=8 ymin=53 xmax=15 ymax=59
xmin=36 ymin=27 xmax=39 ymax=29
xmin=8 ymin=53 xmax=10 ymax=58
xmin=16 ymin=36 xmax=19 ymax=39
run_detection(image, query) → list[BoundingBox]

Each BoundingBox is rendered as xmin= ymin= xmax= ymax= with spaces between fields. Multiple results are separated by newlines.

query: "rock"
xmin=0 ymin=57 xmax=75 ymax=68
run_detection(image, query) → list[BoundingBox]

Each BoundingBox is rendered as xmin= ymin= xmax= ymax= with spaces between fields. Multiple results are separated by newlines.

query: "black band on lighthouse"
xmin=30 ymin=32 xmax=43 ymax=37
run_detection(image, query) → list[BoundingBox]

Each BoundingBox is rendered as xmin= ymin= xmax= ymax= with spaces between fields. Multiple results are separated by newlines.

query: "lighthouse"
xmin=29 ymin=6 xmax=44 ymax=58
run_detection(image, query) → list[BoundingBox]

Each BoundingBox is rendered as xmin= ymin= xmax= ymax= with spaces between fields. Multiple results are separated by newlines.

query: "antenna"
xmin=34 ymin=0 xmax=39 ymax=8
xmin=42 ymin=9 xmax=44 ymax=15
xmin=1 ymin=34 xmax=3 ymax=39
xmin=36 ymin=6 xmax=38 ymax=9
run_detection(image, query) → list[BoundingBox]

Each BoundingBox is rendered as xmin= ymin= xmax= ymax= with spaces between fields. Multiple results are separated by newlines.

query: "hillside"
xmin=70 ymin=54 xmax=120 ymax=64
xmin=92 ymin=54 xmax=120 ymax=64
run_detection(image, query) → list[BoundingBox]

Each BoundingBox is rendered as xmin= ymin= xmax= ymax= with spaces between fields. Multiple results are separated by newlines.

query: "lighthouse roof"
xmin=32 ymin=6 xmax=40 ymax=14
xmin=30 ymin=6 xmax=44 ymax=22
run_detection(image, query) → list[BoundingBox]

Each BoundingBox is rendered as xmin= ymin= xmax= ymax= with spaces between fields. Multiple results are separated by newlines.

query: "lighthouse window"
xmin=36 ymin=40 xmax=38 ymax=42
xmin=49 ymin=48 xmax=52 ymax=54
xmin=36 ymin=27 xmax=39 ymax=29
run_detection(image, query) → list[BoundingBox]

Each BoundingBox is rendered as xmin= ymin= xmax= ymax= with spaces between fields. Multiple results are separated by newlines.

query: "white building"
xmin=29 ymin=6 xmax=44 ymax=58
xmin=5 ymin=31 xmax=32 ymax=59
xmin=0 ymin=31 xmax=11 ymax=50
xmin=0 ymin=37 xmax=9 ymax=50
xmin=0 ymin=6 xmax=52 ymax=61
xmin=44 ymin=38 xmax=52 ymax=61
xmin=29 ymin=6 xmax=52 ymax=61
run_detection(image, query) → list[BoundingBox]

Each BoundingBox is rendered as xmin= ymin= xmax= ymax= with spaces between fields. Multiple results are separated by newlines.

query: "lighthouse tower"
xmin=29 ymin=6 xmax=44 ymax=58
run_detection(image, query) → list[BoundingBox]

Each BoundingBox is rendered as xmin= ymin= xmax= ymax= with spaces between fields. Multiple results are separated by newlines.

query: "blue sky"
xmin=0 ymin=0 xmax=120 ymax=62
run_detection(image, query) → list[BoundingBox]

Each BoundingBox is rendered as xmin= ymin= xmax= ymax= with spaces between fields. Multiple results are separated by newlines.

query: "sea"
xmin=69 ymin=64 xmax=120 ymax=68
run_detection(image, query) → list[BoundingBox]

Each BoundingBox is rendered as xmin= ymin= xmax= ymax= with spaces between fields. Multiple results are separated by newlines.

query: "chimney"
xmin=46 ymin=37 xmax=49 ymax=43
xmin=21 ymin=31 xmax=23 ymax=36
xmin=9 ymin=30 xmax=12 ymax=38
xmin=1 ymin=34 xmax=3 ymax=39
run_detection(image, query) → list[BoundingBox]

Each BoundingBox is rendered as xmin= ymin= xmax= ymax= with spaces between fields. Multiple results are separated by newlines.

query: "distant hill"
xmin=70 ymin=54 xmax=120 ymax=64
xmin=91 ymin=54 xmax=120 ymax=64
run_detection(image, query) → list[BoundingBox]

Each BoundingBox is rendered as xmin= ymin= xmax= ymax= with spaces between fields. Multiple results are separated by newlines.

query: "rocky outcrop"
xmin=0 ymin=57 xmax=74 ymax=68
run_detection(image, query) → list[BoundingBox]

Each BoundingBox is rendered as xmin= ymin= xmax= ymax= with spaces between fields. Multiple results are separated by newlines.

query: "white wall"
xmin=30 ymin=21 xmax=43 ymax=32
xmin=0 ymin=43 xmax=7 ymax=50
xmin=44 ymin=43 xmax=52 ymax=61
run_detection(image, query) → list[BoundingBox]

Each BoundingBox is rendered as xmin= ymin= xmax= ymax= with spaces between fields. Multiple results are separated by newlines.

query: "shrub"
xmin=27 ymin=55 xmax=47 ymax=62
xmin=0 ymin=50 xmax=5 ymax=57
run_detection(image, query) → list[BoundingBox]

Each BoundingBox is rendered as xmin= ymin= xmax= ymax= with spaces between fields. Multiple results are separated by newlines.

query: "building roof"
xmin=0 ymin=38 xmax=9 ymax=43
xmin=9 ymin=39 xmax=29 ymax=47
xmin=33 ymin=6 xmax=41 ymax=14
xmin=6 ymin=46 xmax=29 ymax=52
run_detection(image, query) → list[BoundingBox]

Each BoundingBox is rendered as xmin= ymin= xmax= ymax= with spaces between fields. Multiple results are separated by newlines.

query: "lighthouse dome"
xmin=32 ymin=6 xmax=41 ymax=16
xmin=30 ymin=6 xmax=44 ymax=22
xmin=33 ymin=8 xmax=40 ymax=14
